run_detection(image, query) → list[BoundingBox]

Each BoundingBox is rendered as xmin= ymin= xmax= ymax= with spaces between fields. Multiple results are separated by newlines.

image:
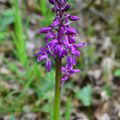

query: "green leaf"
xmin=114 ymin=69 xmax=120 ymax=77
xmin=0 ymin=33 xmax=8 ymax=42
xmin=76 ymin=85 xmax=93 ymax=106
xmin=0 ymin=9 xmax=14 ymax=31
xmin=103 ymin=84 xmax=112 ymax=96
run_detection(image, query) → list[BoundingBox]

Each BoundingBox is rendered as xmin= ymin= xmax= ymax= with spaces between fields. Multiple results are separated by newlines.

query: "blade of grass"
xmin=39 ymin=0 xmax=47 ymax=16
xmin=13 ymin=0 xmax=28 ymax=67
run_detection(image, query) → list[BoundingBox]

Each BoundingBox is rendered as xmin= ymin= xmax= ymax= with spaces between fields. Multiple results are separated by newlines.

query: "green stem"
xmin=53 ymin=58 xmax=62 ymax=120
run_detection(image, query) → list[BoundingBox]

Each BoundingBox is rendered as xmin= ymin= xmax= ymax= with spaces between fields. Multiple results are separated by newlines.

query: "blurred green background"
xmin=0 ymin=0 xmax=120 ymax=120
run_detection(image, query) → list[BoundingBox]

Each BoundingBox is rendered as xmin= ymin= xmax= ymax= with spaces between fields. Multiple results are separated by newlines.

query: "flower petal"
xmin=70 ymin=69 xmax=80 ymax=74
xmin=62 ymin=74 xmax=69 ymax=81
xmin=67 ymin=56 xmax=76 ymax=66
xmin=46 ymin=59 xmax=52 ymax=72
xmin=69 ymin=15 xmax=80 ymax=21
xmin=63 ymin=35 xmax=70 ymax=48
xmin=74 ymin=42 xmax=86 ymax=48
xmin=38 ymin=27 xmax=51 ymax=34
xmin=69 ymin=36 xmax=76 ymax=44
xmin=67 ymin=27 xmax=77 ymax=35
xmin=49 ymin=0 xmax=54 ymax=4
xmin=37 ymin=55 xmax=48 ymax=62
xmin=51 ymin=19 xmax=60 ymax=27
xmin=44 ymin=33 xmax=55 ymax=42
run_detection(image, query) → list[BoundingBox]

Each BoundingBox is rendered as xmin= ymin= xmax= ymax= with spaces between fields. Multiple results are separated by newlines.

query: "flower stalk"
xmin=53 ymin=57 xmax=62 ymax=120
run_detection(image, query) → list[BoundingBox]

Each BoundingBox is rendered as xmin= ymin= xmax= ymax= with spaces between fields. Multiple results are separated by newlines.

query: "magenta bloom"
xmin=35 ymin=0 xmax=85 ymax=83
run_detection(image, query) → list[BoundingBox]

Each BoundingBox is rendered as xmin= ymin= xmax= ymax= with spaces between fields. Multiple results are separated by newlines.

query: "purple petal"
xmin=54 ymin=44 xmax=62 ymax=57
xmin=75 ymin=50 xmax=80 ymax=57
xmin=69 ymin=15 xmax=80 ymax=21
xmin=62 ymin=74 xmax=69 ymax=81
xmin=37 ymin=55 xmax=48 ymax=62
xmin=60 ymin=48 xmax=68 ymax=57
xmin=67 ymin=56 xmax=76 ymax=66
xmin=51 ymin=19 xmax=60 ymax=27
xmin=74 ymin=42 xmax=86 ymax=48
xmin=69 ymin=36 xmax=76 ymax=44
xmin=65 ymin=21 xmax=72 ymax=26
xmin=46 ymin=59 xmax=52 ymax=72
xmin=72 ymin=56 xmax=76 ymax=65
xmin=67 ymin=27 xmax=77 ymax=35
xmin=39 ymin=47 xmax=47 ymax=54
xmin=67 ymin=56 xmax=71 ymax=65
xmin=70 ymin=69 xmax=80 ymax=74
xmin=70 ymin=46 xmax=80 ymax=57
xmin=70 ymin=46 xmax=76 ymax=55
xmin=44 ymin=33 xmax=55 ymax=42
xmin=57 ymin=0 xmax=65 ymax=4
xmin=63 ymin=4 xmax=70 ymax=12
xmin=63 ymin=35 xmax=70 ymax=48
xmin=48 ymin=39 xmax=58 ymax=48
xmin=73 ymin=69 xmax=80 ymax=73
xmin=38 ymin=27 xmax=51 ymax=34
xmin=52 ymin=7 xmax=57 ymax=12
xmin=59 ymin=27 xmax=65 ymax=40
xmin=49 ymin=0 xmax=54 ymax=4
xmin=62 ymin=67 xmax=66 ymax=73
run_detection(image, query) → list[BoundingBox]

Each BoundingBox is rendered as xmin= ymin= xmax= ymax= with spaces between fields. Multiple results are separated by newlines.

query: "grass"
xmin=13 ymin=0 xmax=28 ymax=67
xmin=39 ymin=0 xmax=47 ymax=16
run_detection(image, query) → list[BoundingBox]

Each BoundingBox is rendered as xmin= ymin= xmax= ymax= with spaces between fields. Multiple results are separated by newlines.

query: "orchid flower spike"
xmin=35 ymin=0 xmax=85 ymax=84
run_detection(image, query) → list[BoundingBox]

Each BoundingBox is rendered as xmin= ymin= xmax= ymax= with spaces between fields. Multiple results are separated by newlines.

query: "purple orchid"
xmin=36 ymin=0 xmax=85 ymax=83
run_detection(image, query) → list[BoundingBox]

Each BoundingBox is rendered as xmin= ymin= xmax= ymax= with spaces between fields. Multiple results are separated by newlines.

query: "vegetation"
xmin=0 ymin=0 xmax=120 ymax=119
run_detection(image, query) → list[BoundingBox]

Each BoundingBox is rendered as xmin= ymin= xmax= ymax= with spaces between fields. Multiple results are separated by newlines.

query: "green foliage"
xmin=0 ymin=9 xmax=14 ymax=42
xmin=39 ymin=0 xmax=47 ymax=16
xmin=81 ymin=45 xmax=96 ymax=70
xmin=76 ymin=85 xmax=93 ymax=106
xmin=0 ymin=59 xmax=44 ymax=112
xmin=86 ymin=25 xmax=95 ymax=36
xmin=0 ymin=9 xmax=14 ymax=31
xmin=115 ymin=8 xmax=120 ymax=31
xmin=10 ymin=115 xmax=16 ymax=120
xmin=103 ymin=84 xmax=112 ymax=96
xmin=13 ymin=0 xmax=28 ymax=67
xmin=65 ymin=98 xmax=72 ymax=120
xmin=0 ymin=32 xmax=9 ymax=42
xmin=38 ymin=70 xmax=55 ymax=98
xmin=114 ymin=69 xmax=120 ymax=77
xmin=38 ymin=0 xmax=55 ymax=26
